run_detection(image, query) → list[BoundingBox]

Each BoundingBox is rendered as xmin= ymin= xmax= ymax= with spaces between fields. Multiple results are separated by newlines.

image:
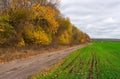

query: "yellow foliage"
xmin=58 ymin=31 xmax=71 ymax=45
xmin=0 ymin=1 xmax=91 ymax=47
xmin=72 ymin=26 xmax=83 ymax=44
xmin=24 ymin=26 xmax=51 ymax=45
xmin=17 ymin=38 xmax=25 ymax=47
xmin=32 ymin=4 xmax=58 ymax=34
xmin=0 ymin=19 xmax=16 ymax=44
xmin=81 ymin=39 xmax=85 ymax=43
xmin=0 ymin=29 xmax=4 ymax=32
xmin=33 ymin=29 xmax=51 ymax=45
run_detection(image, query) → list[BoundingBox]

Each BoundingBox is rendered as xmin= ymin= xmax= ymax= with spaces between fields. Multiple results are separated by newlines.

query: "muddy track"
xmin=0 ymin=44 xmax=87 ymax=79
xmin=95 ymin=54 xmax=99 ymax=79
xmin=88 ymin=52 xmax=95 ymax=79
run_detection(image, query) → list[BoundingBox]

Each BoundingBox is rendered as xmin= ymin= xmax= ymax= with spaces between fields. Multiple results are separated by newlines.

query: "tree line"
xmin=0 ymin=0 xmax=91 ymax=47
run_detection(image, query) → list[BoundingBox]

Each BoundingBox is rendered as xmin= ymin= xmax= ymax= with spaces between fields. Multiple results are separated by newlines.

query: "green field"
xmin=31 ymin=42 xmax=120 ymax=79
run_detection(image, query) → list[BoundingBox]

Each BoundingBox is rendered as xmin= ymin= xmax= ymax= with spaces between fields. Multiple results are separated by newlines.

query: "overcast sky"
xmin=59 ymin=0 xmax=120 ymax=38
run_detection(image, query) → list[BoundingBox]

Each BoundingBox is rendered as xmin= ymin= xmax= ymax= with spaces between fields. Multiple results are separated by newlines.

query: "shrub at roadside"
xmin=0 ymin=0 xmax=91 ymax=47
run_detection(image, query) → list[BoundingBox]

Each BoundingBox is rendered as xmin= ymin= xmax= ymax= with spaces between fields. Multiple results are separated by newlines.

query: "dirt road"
xmin=0 ymin=44 xmax=86 ymax=79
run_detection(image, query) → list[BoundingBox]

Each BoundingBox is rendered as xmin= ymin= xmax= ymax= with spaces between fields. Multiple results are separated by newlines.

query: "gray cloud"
xmin=59 ymin=0 xmax=120 ymax=38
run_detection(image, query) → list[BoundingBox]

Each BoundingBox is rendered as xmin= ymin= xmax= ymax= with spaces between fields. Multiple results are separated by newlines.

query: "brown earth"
xmin=0 ymin=44 xmax=87 ymax=79
xmin=88 ymin=52 xmax=95 ymax=79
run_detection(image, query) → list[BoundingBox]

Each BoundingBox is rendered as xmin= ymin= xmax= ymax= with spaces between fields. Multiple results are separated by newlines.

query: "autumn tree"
xmin=56 ymin=18 xmax=73 ymax=45
xmin=32 ymin=4 xmax=58 ymax=34
xmin=72 ymin=26 xmax=83 ymax=44
xmin=0 ymin=0 xmax=91 ymax=47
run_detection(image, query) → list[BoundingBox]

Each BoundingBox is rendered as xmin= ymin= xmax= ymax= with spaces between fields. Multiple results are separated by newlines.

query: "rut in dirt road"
xmin=0 ymin=45 xmax=87 ymax=79
xmin=88 ymin=52 xmax=95 ymax=79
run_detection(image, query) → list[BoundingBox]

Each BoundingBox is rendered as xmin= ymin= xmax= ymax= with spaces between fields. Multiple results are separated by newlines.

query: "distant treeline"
xmin=92 ymin=38 xmax=120 ymax=42
xmin=0 ymin=0 xmax=91 ymax=47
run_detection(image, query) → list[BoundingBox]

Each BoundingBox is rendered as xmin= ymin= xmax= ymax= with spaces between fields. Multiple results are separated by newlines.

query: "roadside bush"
xmin=57 ymin=18 xmax=72 ymax=35
xmin=8 ymin=8 xmax=31 ymax=31
xmin=72 ymin=26 xmax=83 ymax=44
xmin=0 ymin=15 xmax=16 ymax=45
xmin=23 ymin=26 xmax=51 ymax=45
xmin=56 ymin=18 xmax=73 ymax=45
xmin=32 ymin=4 xmax=58 ymax=34
xmin=0 ymin=1 xmax=91 ymax=47
xmin=58 ymin=31 xmax=71 ymax=45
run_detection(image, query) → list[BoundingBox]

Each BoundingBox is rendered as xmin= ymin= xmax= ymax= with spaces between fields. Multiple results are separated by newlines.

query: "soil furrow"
xmin=88 ymin=52 xmax=94 ymax=79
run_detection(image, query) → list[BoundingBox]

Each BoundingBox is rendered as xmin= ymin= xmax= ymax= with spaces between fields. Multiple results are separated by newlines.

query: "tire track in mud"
xmin=88 ymin=52 xmax=95 ymax=79
xmin=94 ymin=54 xmax=99 ymax=79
